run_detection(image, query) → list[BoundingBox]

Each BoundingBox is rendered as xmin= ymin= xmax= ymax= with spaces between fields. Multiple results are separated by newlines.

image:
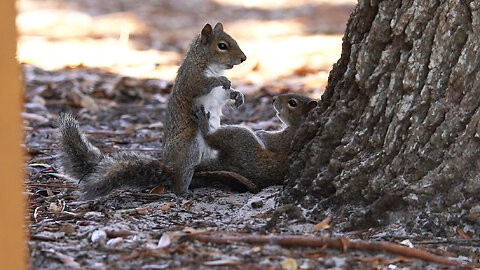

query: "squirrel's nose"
xmin=240 ymin=54 xmax=246 ymax=63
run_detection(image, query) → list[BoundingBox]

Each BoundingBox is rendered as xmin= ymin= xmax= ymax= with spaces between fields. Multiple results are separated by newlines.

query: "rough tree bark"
xmin=281 ymin=0 xmax=480 ymax=236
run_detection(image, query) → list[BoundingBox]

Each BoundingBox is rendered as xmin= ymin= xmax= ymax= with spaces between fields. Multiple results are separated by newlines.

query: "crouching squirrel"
xmin=194 ymin=94 xmax=318 ymax=188
xmin=58 ymin=22 xmax=246 ymax=198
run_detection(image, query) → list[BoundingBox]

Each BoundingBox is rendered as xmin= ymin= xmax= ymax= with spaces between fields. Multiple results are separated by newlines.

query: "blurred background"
xmin=17 ymin=0 xmax=356 ymax=99
xmin=21 ymin=5 xmax=358 ymax=262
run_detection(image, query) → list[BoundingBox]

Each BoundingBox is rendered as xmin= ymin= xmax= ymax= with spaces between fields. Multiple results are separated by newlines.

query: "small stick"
xmin=187 ymin=232 xmax=460 ymax=266
xmin=194 ymin=171 xmax=260 ymax=193
xmin=195 ymin=171 xmax=260 ymax=193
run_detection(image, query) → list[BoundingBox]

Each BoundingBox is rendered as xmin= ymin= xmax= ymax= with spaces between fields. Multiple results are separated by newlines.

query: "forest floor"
xmin=21 ymin=0 xmax=477 ymax=269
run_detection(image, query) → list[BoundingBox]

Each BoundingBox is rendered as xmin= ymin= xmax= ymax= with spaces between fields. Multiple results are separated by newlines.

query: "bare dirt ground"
xmin=21 ymin=0 xmax=477 ymax=269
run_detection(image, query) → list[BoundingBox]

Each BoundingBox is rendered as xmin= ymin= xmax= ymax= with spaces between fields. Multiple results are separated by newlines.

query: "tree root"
xmin=187 ymin=232 xmax=461 ymax=266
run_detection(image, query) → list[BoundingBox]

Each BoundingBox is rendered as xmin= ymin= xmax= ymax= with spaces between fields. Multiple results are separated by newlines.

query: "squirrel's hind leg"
xmin=172 ymin=139 xmax=202 ymax=196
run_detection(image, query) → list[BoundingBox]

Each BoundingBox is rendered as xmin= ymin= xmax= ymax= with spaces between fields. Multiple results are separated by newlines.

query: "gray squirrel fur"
xmin=57 ymin=94 xmax=317 ymax=199
xmin=58 ymin=22 xmax=246 ymax=198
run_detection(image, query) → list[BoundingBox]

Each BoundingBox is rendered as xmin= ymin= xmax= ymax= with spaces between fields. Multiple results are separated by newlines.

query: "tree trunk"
xmin=281 ymin=0 xmax=480 ymax=236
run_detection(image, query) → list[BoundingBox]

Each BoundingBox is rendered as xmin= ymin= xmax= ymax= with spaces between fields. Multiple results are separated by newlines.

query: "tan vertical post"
xmin=0 ymin=0 xmax=28 ymax=269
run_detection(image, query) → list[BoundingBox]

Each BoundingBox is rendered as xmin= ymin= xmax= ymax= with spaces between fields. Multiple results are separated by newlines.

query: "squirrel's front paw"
xmin=192 ymin=105 xmax=210 ymax=131
xmin=230 ymin=90 xmax=244 ymax=107
xmin=219 ymin=76 xmax=232 ymax=90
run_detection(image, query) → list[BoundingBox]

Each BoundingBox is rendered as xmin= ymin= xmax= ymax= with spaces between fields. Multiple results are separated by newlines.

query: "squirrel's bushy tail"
xmin=58 ymin=113 xmax=171 ymax=199
xmin=58 ymin=113 xmax=103 ymax=180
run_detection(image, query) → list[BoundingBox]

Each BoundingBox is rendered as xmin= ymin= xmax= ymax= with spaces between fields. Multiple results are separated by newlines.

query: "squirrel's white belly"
xmin=196 ymin=132 xmax=217 ymax=162
xmin=194 ymin=85 xmax=231 ymax=161
xmin=194 ymin=86 xmax=230 ymax=130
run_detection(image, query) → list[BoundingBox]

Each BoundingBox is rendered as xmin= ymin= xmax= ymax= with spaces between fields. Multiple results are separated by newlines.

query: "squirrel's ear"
xmin=214 ymin=22 xmax=224 ymax=32
xmin=308 ymin=100 xmax=318 ymax=111
xmin=201 ymin=24 xmax=213 ymax=45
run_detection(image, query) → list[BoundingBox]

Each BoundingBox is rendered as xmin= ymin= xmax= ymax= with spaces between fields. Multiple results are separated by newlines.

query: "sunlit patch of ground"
xmin=18 ymin=36 xmax=181 ymax=79
xmin=17 ymin=0 xmax=355 ymax=95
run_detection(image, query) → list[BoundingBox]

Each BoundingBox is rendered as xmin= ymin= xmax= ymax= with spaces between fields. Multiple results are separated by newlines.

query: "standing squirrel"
xmin=58 ymin=22 xmax=246 ymax=198
xmin=163 ymin=22 xmax=246 ymax=195
xmin=194 ymin=94 xmax=318 ymax=188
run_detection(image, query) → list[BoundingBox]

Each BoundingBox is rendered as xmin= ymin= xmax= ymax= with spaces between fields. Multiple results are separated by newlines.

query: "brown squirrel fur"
xmin=194 ymin=94 xmax=318 ymax=188
xmin=58 ymin=22 xmax=246 ymax=198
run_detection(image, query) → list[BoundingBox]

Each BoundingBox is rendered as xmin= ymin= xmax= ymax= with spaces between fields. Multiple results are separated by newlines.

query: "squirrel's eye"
xmin=288 ymin=99 xmax=297 ymax=107
xmin=217 ymin=42 xmax=228 ymax=51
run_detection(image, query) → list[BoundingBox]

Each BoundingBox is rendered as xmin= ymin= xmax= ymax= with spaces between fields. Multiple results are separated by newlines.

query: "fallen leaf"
xmin=159 ymin=202 xmax=175 ymax=211
xmin=61 ymin=224 xmax=76 ymax=235
xmin=28 ymin=163 xmax=52 ymax=169
xmin=147 ymin=121 xmax=164 ymax=129
xmin=157 ymin=233 xmax=171 ymax=249
xmin=136 ymin=208 xmax=149 ymax=215
xmin=76 ymin=220 xmax=97 ymax=226
xmin=312 ymin=216 xmax=332 ymax=231
xmin=117 ymin=248 xmax=156 ymax=262
xmin=33 ymin=207 xmax=41 ymax=222
xmin=106 ymin=237 xmax=124 ymax=247
xmin=118 ymin=207 xmax=149 ymax=215
xmin=203 ymin=259 xmax=241 ymax=266
xmin=91 ymin=230 xmax=107 ymax=243
xmin=32 ymin=95 xmax=47 ymax=106
xmin=457 ymin=228 xmax=472 ymax=239
xmin=21 ymin=112 xmax=49 ymax=123
xmin=53 ymin=251 xmax=80 ymax=268
xmin=49 ymin=200 xmax=65 ymax=213
xmin=399 ymin=239 xmax=414 ymax=248
xmin=142 ymin=263 xmax=170 ymax=270
xmin=150 ymin=185 xmax=165 ymax=194
xmin=49 ymin=202 xmax=62 ymax=213
xmin=106 ymin=229 xmax=134 ymax=238
xmin=80 ymin=93 xmax=99 ymax=111
xmin=281 ymin=258 xmax=298 ymax=270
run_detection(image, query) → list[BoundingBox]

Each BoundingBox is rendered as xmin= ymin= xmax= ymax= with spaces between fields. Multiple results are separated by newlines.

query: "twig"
xmin=27 ymin=183 xmax=77 ymax=189
xmin=413 ymin=238 xmax=480 ymax=246
xmin=194 ymin=170 xmax=260 ymax=193
xmin=31 ymin=234 xmax=57 ymax=242
xmin=187 ymin=232 xmax=460 ymax=266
